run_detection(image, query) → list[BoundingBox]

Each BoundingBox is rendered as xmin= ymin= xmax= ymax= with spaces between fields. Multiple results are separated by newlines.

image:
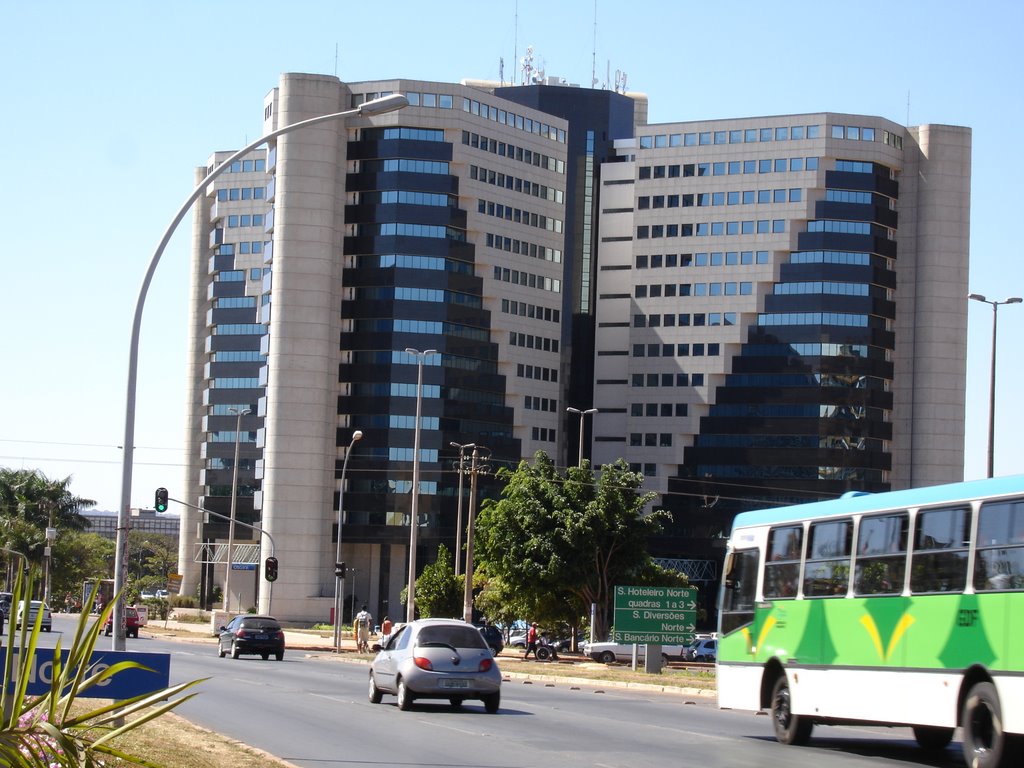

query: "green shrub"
xmin=0 ymin=574 xmax=205 ymax=766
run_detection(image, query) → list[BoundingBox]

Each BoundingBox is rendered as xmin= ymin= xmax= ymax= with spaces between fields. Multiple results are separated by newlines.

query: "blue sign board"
xmin=231 ymin=563 xmax=256 ymax=571
xmin=1 ymin=648 xmax=171 ymax=699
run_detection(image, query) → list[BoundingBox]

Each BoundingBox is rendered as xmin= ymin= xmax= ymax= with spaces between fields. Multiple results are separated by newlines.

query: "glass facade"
xmin=670 ymin=158 xmax=897 ymax=530
xmin=337 ymin=126 xmax=519 ymax=553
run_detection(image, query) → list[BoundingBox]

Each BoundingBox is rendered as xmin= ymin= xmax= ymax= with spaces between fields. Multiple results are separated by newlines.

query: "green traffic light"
xmin=155 ymin=487 xmax=169 ymax=512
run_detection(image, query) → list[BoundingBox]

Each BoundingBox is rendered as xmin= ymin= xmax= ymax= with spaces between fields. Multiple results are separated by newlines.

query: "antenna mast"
xmin=591 ymin=0 xmax=598 ymax=88
xmin=514 ymin=0 xmax=519 ymax=85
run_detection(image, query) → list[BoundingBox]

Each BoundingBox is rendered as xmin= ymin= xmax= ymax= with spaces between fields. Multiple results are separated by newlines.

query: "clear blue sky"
xmin=2 ymin=0 xmax=1021 ymax=511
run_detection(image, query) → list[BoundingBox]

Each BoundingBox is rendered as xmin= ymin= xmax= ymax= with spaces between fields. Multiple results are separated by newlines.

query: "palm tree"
xmin=0 ymin=468 xmax=96 ymax=590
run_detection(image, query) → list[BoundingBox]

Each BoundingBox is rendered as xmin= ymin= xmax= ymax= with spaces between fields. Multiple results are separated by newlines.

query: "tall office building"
xmin=592 ymin=116 xmax=970 ymax=589
xmin=182 ymin=72 xmax=969 ymax=622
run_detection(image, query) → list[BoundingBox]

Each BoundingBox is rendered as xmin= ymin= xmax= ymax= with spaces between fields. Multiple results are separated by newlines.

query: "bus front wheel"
xmin=770 ymin=675 xmax=813 ymax=746
xmin=961 ymin=681 xmax=1019 ymax=768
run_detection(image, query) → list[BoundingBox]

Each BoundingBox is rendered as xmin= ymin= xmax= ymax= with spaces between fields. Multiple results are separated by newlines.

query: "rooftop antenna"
xmin=906 ymin=89 xmax=911 ymax=126
xmin=522 ymin=44 xmax=534 ymax=85
xmin=499 ymin=57 xmax=505 ymax=86
xmin=514 ymin=0 xmax=519 ymax=85
xmin=334 ymin=43 xmax=338 ymax=77
xmin=591 ymin=0 xmax=598 ymax=88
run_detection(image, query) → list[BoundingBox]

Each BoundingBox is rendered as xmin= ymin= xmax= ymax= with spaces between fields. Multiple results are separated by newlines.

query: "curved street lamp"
xmin=334 ymin=429 xmax=363 ymax=651
xmin=112 ymin=93 xmax=408 ymax=650
xmin=968 ymin=293 xmax=1023 ymax=477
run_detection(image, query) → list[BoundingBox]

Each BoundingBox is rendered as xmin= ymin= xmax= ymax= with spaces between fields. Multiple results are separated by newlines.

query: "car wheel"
xmin=482 ymin=692 xmax=500 ymax=714
xmin=912 ymin=725 xmax=954 ymax=751
xmin=231 ymin=640 xmax=240 ymax=660
xmin=449 ymin=697 xmax=464 ymax=709
xmin=261 ymin=653 xmax=269 ymax=660
xmin=397 ymin=678 xmax=413 ymax=711
xmin=275 ymin=651 xmax=284 ymax=661
xmin=961 ymin=681 xmax=1019 ymax=768
xmin=599 ymin=651 xmax=616 ymax=664
xmin=770 ymin=675 xmax=813 ymax=746
xmin=218 ymin=643 xmax=226 ymax=658
xmin=661 ymin=653 xmax=669 ymax=666
xmin=44 ymin=627 xmax=51 ymax=633
xmin=368 ymin=674 xmax=383 ymax=704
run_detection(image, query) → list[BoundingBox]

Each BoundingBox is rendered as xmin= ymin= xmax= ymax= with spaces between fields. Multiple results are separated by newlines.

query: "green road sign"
xmin=612 ymin=585 xmax=698 ymax=644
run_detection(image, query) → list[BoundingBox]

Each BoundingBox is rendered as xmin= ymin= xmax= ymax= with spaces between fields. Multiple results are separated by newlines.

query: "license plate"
xmin=439 ymin=679 xmax=470 ymax=689
xmin=254 ymin=634 xmax=268 ymax=640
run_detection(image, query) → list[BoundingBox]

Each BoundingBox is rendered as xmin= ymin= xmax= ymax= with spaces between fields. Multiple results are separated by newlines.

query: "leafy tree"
xmin=0 ymin=468 xmax=95 ymax=588
xmin=411 ymin=545 xmax=463 ymax=618
xmin=475 ymin=452 xmax=669 ymax=639
xmin=126 ymin=532 xmax=176 ymax=596
xmin=472 ymin=574 xmax=531 ymax=637
xmin=50 ymin=532 xmax=115 ymax=609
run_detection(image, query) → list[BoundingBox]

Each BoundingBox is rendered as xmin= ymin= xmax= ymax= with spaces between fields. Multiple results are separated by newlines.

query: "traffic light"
xmin=264 ymin=556 xmax=279 ymax=582
xmin=155 ymin=487 xmax=169 ymax=512
xmin=335 ymin=561 xmax=346 ymax=578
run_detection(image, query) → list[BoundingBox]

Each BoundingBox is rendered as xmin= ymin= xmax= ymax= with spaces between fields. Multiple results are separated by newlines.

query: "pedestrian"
xmin=380 ymin=615 xmax=393 ymax=638
xmin=354 ymin=605 xmax=373 ymax=652
xmin=524 ymin=621 xmax=539 ymax=659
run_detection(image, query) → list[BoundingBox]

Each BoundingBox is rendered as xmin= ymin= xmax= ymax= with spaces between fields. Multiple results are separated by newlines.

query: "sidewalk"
xmin=144 ymin=616 xmax=356 ymax=652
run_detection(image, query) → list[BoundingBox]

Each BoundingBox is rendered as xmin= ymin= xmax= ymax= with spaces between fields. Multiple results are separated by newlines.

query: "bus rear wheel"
xmin=961 ymin=681 xmax=1020 ymax=768
xmin=770 ymin=675 xmax=813 ymax=746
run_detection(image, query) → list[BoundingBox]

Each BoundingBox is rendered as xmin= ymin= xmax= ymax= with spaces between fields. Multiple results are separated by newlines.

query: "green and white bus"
xmin=717 ymin=475 xmax=1024 ymax=768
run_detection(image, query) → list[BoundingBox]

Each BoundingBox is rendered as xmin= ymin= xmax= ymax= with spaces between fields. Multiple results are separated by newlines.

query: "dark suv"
xmin=218 ymin=615 xmax=285 ymax=660
xmin=476 ymin=625 xmax=504 ymax=655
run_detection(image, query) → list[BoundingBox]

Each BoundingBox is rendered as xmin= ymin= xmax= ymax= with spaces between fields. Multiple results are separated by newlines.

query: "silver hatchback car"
xmin=368 ymin=618 xmax=502 ymax=713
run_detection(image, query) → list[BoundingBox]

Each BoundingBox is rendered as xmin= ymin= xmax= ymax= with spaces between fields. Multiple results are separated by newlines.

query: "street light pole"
xmin=405 ymin=348 xmax=438 ymax=622
xmin=43 ymin=505 xmax=56 ymax=608
xmin=969 ymin=293 xmax=1023 ymax=478
xmin=566 ymin=407 xmax=598 ymax=467
xmin=223 ymin=407 xmax=250 ymax=613
xmin=334 ymin=429 xmax=363 ymax=652
xmin=461 ymin=445 xmax=488 ymax=624
xmin=112 ymin=93 xmax=407 ymax=649
xmin=450 ymin=442 xmax=475 ymax=576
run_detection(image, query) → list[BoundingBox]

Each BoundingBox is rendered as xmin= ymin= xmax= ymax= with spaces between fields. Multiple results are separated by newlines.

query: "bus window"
xmin=803 ymin=519 xmax=852 ymax=596
xmin=719 ymin=548 xmax=758 ymax=635
xmin=910 ymin=506 xmax=970 ymax=593
xmin=764 ymin=525 xmax=802 ymax=598
xmin=974 ymin=498 xmax=1024 ymax=591
xmin=854 ymin=512 xmax=908 ymax=595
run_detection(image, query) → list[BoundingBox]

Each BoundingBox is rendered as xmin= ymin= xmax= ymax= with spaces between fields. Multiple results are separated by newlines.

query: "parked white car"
xmin=507 ymin=629 xmax=529 ymax=648
xmin=581 ymin=639 xmax=687 ymax=664
xmin=15 ymin=601 xmax=52 ymax=632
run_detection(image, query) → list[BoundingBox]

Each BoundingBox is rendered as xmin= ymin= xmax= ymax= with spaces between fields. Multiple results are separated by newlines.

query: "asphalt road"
xmin=35 ymin=616 xmax=970 ymax=768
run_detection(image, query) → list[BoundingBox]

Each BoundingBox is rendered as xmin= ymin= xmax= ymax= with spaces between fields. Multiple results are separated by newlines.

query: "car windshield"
xmin=417 ymin=625 xmax=487 ymax=649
